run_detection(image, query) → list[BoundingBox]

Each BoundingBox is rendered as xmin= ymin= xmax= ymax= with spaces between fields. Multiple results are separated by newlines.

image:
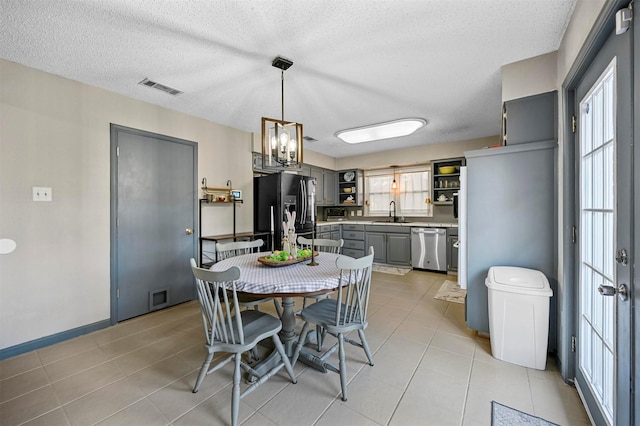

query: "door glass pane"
xmin=579 ymin=61 xmax=615 ymax=425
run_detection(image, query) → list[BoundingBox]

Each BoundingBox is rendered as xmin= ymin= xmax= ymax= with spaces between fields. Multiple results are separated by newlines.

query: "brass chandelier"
xmin=261 ymin=56 xmax=303 ymax=169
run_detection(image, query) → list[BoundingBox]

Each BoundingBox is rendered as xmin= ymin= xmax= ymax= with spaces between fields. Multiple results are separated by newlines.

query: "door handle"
xmin=185 ymin=228 xmax=194 ymax=235
xmin=598 ymin=283 xmax=628 ymax=301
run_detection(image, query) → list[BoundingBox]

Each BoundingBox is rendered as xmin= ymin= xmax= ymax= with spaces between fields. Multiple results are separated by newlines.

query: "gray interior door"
xmin=111 ymin=125 xmax=197 ymax=322
xmin=574 ymin=21 xmax=632 ymax=426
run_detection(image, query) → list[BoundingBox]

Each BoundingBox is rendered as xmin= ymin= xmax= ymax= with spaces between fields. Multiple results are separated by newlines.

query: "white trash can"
xmin=486 ymin=266 xmax=552 ymax=370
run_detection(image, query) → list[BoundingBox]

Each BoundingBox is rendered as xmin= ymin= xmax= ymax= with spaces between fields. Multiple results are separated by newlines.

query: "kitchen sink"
xmin=372 ymin=220 xmax=412 ymax=224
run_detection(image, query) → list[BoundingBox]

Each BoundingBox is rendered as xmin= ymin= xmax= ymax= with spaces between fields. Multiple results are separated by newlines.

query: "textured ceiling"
xmin=0 ymin=0 xmax=577 ymax=158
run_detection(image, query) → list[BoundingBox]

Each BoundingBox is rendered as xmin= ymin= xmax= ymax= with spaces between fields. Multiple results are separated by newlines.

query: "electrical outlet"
xmin=32 ymin=187 xmax=52 ymax=202
xmin=350 ymin=210 xmax=355 ymax=216
xmin=357 ymin=210 xmax=363 ymax=216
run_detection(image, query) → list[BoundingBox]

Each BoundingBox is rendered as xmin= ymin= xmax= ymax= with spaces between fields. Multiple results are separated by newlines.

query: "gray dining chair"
xmin=216 ymin=239 xmax=282 ymax=317
xmin=297 ymin=237 xmax=344 ymax=305
xmin=291 ymin=247 xmax=375 ymax=402
xmin=190 ymin=259 xmax=296 ymax=426
xmin=297 ymin=236 xmax=345 ymax=348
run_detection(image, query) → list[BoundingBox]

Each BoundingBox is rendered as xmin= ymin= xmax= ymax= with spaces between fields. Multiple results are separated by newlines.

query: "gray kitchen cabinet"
xmin=310 ymin=167 xmax=324 ymax=204
xmin=341 ymin=224 xmax=365 ymax=258
xmin=446 ymin=227 xmax=458 ymax=273
xmin=502 ymin=91 xmax=557 ymax=145
xmin=386 ymin=233 xmax=411 ymax=266
xmin=311 ymin=167 xmax=337 ymax=206
xmin=323 ymin=170 xmax=337 ymax=205
xmin=365 ymin=225 xmax=411 ymax=266
xmin=317 ymin=225 xmax=331 ymax=239
xmin=297 ymin=164 xmax=312 ymax=176
xmin=366 ymin=232 xmax=386 ymax=263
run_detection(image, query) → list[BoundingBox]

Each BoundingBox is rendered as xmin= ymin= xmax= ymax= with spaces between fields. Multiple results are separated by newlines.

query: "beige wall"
xmin=335 ymin=136 xmax=496 ymax=171
xmin=0 ymin=59 xmax=255 ymax=349
xmin=501 ymin=51 xmax=558 ymax=102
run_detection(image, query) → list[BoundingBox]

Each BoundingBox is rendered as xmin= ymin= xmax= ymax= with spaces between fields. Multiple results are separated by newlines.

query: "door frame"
xmin=560 ymin=0 xmax=636 ymax=422
xmin=109 ymin=124 xmax=198 ymax=325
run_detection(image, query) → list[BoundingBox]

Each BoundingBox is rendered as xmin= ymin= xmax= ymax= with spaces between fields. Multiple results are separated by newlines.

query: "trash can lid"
xmin=485 ymin=266 xmax=552 ymax=296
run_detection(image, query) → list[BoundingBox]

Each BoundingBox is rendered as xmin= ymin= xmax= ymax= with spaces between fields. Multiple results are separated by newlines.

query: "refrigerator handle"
xmin=300 ymin=180 xmax=306 ymax=225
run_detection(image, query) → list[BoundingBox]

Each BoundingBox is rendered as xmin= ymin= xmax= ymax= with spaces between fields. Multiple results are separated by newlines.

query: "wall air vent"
xmin=303 ymin=136 xmax=318 ymax=143
xmin=138 ymin=78 xmax=183 ymax=96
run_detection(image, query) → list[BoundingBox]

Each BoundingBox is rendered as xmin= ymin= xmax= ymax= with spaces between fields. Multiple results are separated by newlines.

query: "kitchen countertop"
xmin=316 ymin=220 xmax=458 ymax=228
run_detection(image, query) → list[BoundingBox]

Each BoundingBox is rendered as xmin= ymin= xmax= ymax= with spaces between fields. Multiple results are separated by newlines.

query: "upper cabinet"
xmin=338 ymin=169 xmax=363 ymax=206
xmin=432 ymin=157 xmax=464 ymax=205
xmin=310 ymin=167 xmax=337 ymax=206
xmin=502 ymin=91 xmax=557 ymax=145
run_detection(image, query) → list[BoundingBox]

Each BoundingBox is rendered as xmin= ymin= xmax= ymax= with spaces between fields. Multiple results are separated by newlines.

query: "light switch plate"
xmin=33 ymin=187 xmax=52 ymax=202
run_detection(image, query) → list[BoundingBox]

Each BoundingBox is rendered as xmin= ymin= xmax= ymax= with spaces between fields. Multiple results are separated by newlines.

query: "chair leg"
xmin=231 ymin=354 xmax=241 ymax=426
xmin=316 ymin=325 xmax=324 ymax=351
xmin=272 ymin=335 xmax=297 ymax=383
xmin=338 ymin=333 xmax=348 ymax=401
xmin=358 ymin=329 xmax=374 ymax=366
xmin=291 ymin=322 xmax=311 ymax=367
xmin=273 ymin=299 xmax=282 ymax=318
xmin=193 ymin=351 xmax=214 ymax=393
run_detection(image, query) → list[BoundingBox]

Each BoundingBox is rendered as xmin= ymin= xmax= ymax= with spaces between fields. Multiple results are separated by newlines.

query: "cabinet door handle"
xmin=186 ymin=228 xmax=194 ymax=235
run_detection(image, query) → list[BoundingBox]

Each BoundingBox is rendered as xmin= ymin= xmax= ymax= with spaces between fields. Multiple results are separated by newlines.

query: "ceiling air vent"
xmin=303 ymin=136 xmax=317 ymax=143
xmin=138 ymin=78 xmax=183 ymax=96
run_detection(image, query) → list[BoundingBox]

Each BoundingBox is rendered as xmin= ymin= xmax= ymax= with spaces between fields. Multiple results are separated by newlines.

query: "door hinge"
xmin=116 ymin=217 xmax=120 ymax=227
xmin=116 ymin=146 xmax=120 ymax=157
xmin=116 ymin=288 xmax=120 ymax=299
xmin=572 ymin=225 xmax=577 ymax=244
xmin=571 ymin=115 xmax=577 ymax=133
xmin=571 ymin=335 xmax=576 ymax=352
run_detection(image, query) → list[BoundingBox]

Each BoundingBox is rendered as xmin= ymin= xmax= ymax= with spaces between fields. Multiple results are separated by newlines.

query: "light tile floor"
xmin=0 ymin=270 xmax=590 ymax=426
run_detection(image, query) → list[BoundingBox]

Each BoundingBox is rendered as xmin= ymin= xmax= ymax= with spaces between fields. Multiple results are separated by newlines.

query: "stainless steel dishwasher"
xmin=411 ymin=227 xmax=447 ymax=272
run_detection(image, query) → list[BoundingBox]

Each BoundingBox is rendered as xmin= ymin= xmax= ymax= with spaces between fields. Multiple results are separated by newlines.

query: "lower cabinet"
xmin=366 ymin=232 xmax=386 ymax=263
xmin=341 ymin=224 xmax=365 ymax=258
xmin=446 ymin=227 xmax=458 ymax=273
xmin=365 ymin=225 xmax=411 ymax=266
xmin=317 ymin=224 xmax=340 ymax=240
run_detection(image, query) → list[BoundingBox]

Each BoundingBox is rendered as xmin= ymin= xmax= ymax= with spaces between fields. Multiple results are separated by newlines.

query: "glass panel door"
xmin=578 ymin=61 xmax=616 ymax=424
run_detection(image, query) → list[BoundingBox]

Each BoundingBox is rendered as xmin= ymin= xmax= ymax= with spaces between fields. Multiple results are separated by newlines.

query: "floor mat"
xmin=434 ymin=280 xmax=466 ymax=304
xmin=372 ymin=264 xmax=412 ymax=276
xmin=492 ymin=401 xmax=559 ymax=426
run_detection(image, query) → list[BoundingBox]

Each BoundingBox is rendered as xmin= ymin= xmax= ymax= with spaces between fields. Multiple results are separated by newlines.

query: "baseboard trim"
xmin=0 ymin=319 xmax=111 ymax=360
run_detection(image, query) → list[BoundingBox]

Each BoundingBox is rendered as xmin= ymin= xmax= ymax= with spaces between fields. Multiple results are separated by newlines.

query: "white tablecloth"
xmin=209 ymin=252 xmax=343 ymax=294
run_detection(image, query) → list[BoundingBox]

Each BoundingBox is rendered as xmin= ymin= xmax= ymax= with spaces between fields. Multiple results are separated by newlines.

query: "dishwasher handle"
xmin=411 ymin=228 xmax=446 ymax=235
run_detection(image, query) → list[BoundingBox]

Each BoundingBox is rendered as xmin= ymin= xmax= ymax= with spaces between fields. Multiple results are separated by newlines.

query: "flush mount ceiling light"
xmin=335 ymin=118 xmax=427 ymax=144
xmin=261 ymin=56 xmax=303 ymax=169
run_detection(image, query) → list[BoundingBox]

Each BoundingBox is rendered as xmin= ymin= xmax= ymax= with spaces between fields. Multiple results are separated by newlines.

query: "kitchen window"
xmin=365 ymin=167 xmax=432 ymax=217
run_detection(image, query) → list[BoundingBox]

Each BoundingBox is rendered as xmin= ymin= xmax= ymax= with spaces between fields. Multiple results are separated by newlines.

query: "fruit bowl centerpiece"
xmin=258 ymin=249 xmax=319 ymax=267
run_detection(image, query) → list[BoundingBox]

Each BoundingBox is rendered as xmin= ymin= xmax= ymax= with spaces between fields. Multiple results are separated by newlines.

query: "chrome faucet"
xmin=389 ymin=200 xmax=397 ymax=222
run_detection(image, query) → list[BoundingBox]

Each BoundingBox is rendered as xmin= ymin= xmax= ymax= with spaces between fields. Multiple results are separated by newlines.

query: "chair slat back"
xmin=333 ymin=247 xmax=374 ymax=327
xmin=297 ymin=236 xmax=344 ymax=254
xmin=190 ymin=258 xmax=244 ymax=346
xmin=216 ymin=239 xmax=264 ymax=261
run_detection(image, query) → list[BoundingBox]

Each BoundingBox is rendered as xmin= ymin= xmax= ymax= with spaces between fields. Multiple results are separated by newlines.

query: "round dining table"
xmin=209 ymin=251 xmax=343 ymax=374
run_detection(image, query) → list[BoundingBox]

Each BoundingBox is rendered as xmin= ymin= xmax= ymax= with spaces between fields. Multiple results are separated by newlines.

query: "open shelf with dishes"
xmin=432 ymin=157 xmax=464 ymax=205
xmin=338 ymin=169 xmax=363 ymax=206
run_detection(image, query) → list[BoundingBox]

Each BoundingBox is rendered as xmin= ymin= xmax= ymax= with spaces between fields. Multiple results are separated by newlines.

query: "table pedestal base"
xmin=247 ymin=297 xmax=332 ymax=381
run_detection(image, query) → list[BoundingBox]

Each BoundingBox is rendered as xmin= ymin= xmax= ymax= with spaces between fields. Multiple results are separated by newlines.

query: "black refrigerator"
xmin=254 ymin=173 xmax=316 ymax=251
